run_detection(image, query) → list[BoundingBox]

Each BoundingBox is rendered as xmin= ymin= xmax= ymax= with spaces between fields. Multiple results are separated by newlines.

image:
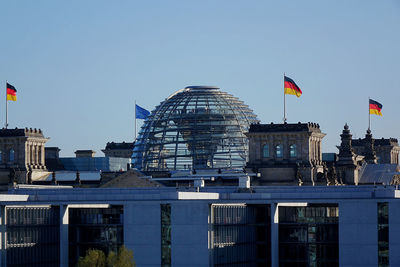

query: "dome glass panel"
xmin=132 ymin=86 xmax=259 ymax=172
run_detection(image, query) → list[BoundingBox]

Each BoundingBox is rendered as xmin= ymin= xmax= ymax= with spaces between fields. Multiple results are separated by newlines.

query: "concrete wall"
xmin=123 ymin=201 xmax=210 ymax=267
xmin=339 ymin=201 xmax=378 ymax=267
xmin=389 ymin=201 xmax=400 ymax=266
xmin=258 ymin=167 xmax=296 ymax=183
xmin=124 ymin=203 xmax=161 ymax=267
xmin=171 ymin=201 xmax=209 ymax=267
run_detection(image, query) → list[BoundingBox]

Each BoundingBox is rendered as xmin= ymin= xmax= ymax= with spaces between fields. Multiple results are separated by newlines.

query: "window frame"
xmin=289 ymin=144 xmax=297 ymax=158
xmin=9 ymin=149 xmax=15 ymax=162
xmin=276 ymin=144 xmax=283 ymax=158
xmin=263 ymin=144 xmax=270 ymax=158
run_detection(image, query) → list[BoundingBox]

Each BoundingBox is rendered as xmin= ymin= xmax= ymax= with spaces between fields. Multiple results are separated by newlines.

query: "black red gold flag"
xmin=6 ymin=83 xmax=17 ymax=101
xmin=284 ymin=76 xmax=302 ymax=97
xmin=369 ymin=99 xmax=382 ymax=116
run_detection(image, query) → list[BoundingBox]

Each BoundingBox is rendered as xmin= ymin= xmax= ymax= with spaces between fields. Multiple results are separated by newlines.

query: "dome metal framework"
xmin=132 ymin=86 xmax=259 ymax=172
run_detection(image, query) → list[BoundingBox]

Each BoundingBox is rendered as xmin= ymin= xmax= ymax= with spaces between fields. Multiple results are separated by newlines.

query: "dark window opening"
xmin=378 ymin=202 xmax=389 ymax=267
xmin=161 ymin=204 xmax=171 ymax=267
xmin=68 ymin=206 xmax=123 ymax=267
xmin=210 ymin=204 xmax=271 ymax=267
xmin=279 ymin=205 xmax=339 ymax=267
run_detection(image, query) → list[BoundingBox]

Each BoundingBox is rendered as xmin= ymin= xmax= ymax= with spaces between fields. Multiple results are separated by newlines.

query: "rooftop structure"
xmin=132 ymin=86 xmax=258 ymax=173
xmin=75 ymin=150 xmax=96 ymax=158
xmin=352 ymin=133 xmax=400 ymax=165
xmin=246 ymin=122 xmax=326 ymax=185
xmin=0 ymin=128 xmax=50 ymax=187
xmin=102 ymin=141 xmax=134 ymax=158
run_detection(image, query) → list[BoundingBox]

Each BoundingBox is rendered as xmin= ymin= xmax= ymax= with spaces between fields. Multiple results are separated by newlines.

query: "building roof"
xmin=100 ymin=169 xmax=163 ymax=188
xmin=46 ymin=147 xmax=61 ymax=151
xmin=104 ymin=141 xmax=134 ymax=150
xmin=352 ymin=137 xmax=399 ymax=147
xmin=6 ymin=184 xmax=400 ymax=203
xmin=358 ymin=164 xmax=400 ymax=185
xmin=133 ymin=85 xmax=259 ymax=172
xmin=248 ymin=122 xmax=322 ymax=133
xmin=0 ymin=128 xmax=45 ymax=138
xmin=75 ymin=150 xmax=96 ymax=153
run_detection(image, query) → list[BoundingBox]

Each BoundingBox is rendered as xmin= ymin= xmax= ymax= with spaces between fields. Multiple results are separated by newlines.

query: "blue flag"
xmin=136 ymin=104 xmax=150 ymax=119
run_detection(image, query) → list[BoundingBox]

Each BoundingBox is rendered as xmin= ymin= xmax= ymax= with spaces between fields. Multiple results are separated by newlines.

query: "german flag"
xmin=369 ymin=99 xmax=382 ymax=116
xmin=6 ymin=83 xmax=17 ymax=101
xmin=284 ymin=76 xmax=302 ymax=97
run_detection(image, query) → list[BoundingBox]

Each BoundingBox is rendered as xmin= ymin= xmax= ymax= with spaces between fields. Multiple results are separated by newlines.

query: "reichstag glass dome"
xmin=132 ymin=86 xmax=259 ymax=172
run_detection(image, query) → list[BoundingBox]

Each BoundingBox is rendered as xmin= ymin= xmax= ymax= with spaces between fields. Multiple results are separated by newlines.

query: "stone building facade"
xmin=246 ymin=122 xmax=325 ymax=185
xmin=333 ymin=126 xmax=400 ymax=185
xmin=352 ymin=134 xmax=400 ymax=165
xmin=0 ymin=128 xmax=50 ymax=187
xmin=335 ymin=124 xmax=364 ymax=185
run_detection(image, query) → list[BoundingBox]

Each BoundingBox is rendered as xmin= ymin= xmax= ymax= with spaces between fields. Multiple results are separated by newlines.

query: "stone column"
xmin=317 ymin=140 xmax=321 ymax=163
xmin=38 ymin=145 xmax=42 ymax=166
xmin=309 ymin=138 xmax=313 ymax=161
xmin=314 ymin=139 xmax=317 ymax=162
xmin=41 ymin=145 xmax=45 ymax=166
xmin=270 ymin=203 xmax=279 ymax=267
xmin=35 ymin=145 xmax=39 ymax=166
xmin=30 ymin=144 xmax=33 ymax=166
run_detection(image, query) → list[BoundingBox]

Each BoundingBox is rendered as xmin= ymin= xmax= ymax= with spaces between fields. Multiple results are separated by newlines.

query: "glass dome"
xmin=132 ymin=86 xmax=259 ymax=172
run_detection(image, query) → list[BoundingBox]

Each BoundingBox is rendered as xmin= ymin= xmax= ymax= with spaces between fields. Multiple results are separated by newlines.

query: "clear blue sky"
xmin=1 ymin=1 xmax=399 ymax=156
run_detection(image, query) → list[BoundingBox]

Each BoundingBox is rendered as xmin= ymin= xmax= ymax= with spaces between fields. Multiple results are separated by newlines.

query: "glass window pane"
xmin=290 ymin=144 xmax=297 ymax=158
xmin=9 ymin=149 xmax=15 ymax=162
xmin=263 ymin=144 xmax=269 ymax=158
xmin=276 ymin=145 xmax=283 ymax=158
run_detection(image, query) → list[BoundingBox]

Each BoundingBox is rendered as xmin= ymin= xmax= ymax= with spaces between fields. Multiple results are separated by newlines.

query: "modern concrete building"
xmin=0 ymin=184 xmax=398 ymax=267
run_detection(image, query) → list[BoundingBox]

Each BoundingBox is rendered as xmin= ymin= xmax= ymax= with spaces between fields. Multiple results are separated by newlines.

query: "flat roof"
xmin=2 ymin=185 xmax=398 ymax=204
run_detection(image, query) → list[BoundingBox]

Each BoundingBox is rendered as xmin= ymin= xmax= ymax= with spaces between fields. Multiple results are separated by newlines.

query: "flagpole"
xmin=5 ymin=80 xmax=8 ymax=129
xmin=134 ymin=100 xmax=137 ymax=141
xmin=368 ymin=97 xmax=370 ymax=131
xmin=283 ymin=73 xmax=287 ymax=123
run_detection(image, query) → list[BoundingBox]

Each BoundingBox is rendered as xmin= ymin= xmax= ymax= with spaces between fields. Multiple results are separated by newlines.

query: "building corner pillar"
xmin=270 ymin=203 xmax=279 ymax=267
xmin=60 ymin=205 xmax=69 ymax=267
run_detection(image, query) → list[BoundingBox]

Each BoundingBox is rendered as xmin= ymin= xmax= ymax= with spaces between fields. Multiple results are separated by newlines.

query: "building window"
xmin=290 ymin=144 xmax=297 ymax=158
xmin=279 ymin=204 xmax=339 ymax=267
xmin=210 ymin=204 xmax=271 ymax=267
xmin=161 ymin=204 xmax=171 ymax=267
xmin=378 ymin=202 xmax=389 ymax=267
xmin=263 ymin=144 xmax=269 ymax=158
xmin=6 ymin=206 xmax=60 ymax=266
xmin=68 ymin=206 xmax=124 ymax=266
xmin=9 ymin=149 xmax=15 ymax=162
xmin=276 ymin=144 xmax=283 ymax=158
